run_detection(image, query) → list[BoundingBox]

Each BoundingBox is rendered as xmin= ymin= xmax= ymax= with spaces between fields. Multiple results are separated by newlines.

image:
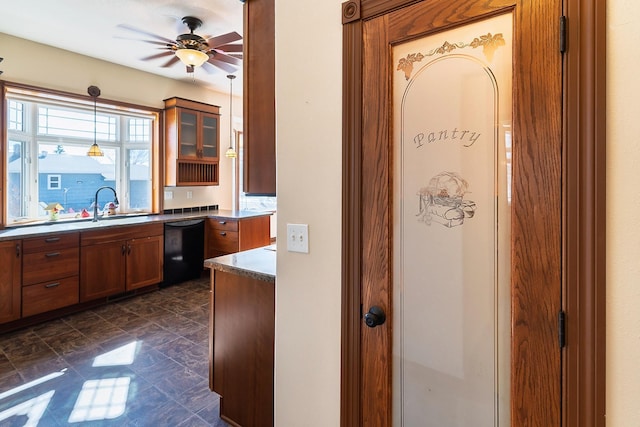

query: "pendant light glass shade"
xmin=225 ymin=74 xmax=238 ymax=159
xmin=87 ymin=142 xmax=104 ymax=157
xmin=175 ymin=48 xmax=209 ymax=67
xmin=87 ymin=86 xmax=104 ymax=157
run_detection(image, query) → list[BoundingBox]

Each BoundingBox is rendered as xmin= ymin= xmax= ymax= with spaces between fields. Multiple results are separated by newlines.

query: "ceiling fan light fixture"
xmin=175 ymin=48 xmax=209 ymax=67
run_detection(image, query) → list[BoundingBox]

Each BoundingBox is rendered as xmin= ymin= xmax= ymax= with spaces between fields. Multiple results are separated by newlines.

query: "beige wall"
xmin=607 ymin=1 xmax=640 ymax=425
xmin=0 ymin=33 xmax=237 ymax=211
xmin=274 ymin=0 xmax=343 ymax=425
xmin=274 ymin=0 xmax=640 ymax=426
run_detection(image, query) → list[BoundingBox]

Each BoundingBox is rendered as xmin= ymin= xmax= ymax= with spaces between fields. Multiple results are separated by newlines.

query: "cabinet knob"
xmin=220 ymin=232 xmax=227 ymax=236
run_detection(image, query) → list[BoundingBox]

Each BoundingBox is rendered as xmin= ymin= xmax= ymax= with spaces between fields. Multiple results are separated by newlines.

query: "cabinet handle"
xmin=127 ymin=244 xmax=132 ymax=255
xmin=219 ymin=232 xmax=227 ymax=236
xmin=16 ymin=243 xmax=21 ymax=258
xmin=219 ymin=221 xmax=226 ymax=225
xmin=45 ymin=237 xmax=61 ymax=243
xmin=45 ymin=252 xmax=60 ymax=258
xmin=122 ymin=244 xmax=126 ymax=255
xmin=45 ymin=282 xmax=60 ymax=289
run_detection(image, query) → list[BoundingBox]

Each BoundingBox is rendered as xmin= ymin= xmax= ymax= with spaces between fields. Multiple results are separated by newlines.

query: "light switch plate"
xmin=287 ymin=223 xmax=309 ymax=253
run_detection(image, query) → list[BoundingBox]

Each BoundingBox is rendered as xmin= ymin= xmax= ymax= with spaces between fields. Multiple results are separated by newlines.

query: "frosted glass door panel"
xmin=392 ymin=13 xmax=513 ymax=426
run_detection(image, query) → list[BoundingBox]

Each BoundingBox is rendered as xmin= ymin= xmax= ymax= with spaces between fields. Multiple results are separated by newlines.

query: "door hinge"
xmin=558 ymin=310 xmax=566 ymax=348
xmin=560 ymin=16 xmax=567 ymax=54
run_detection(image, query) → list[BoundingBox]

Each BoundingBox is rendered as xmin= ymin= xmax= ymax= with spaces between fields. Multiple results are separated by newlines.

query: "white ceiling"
xmin=0 ymin=0 xmax=244 ymax=93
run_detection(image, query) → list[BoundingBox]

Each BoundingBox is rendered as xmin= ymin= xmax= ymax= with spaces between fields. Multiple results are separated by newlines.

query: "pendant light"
xmin=87 ymin=85 xmax=104 ymax=157
xmin=225 ymin=74 xmax=238 ymax=158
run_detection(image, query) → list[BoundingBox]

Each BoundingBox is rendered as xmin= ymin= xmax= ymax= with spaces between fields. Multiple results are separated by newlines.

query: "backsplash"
xmin=163 ymin=205 xmax=219 ymax=215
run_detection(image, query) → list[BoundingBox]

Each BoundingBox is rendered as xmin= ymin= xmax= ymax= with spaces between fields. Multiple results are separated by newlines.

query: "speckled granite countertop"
xmin=0 ymin=209 xmax=273 ymax=242
xmin=204 ymin=245 xmax=276 ymax=282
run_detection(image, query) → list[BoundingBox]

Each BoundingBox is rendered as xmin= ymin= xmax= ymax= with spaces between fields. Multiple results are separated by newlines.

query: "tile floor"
xmin=0 ymin=276 xmax=229 ymax=426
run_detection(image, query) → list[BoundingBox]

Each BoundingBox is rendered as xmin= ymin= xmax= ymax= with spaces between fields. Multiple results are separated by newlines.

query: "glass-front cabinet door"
xmin=201 ymin=113 xmax=219 ymax=160
xmin=178 ymin=110 xmax=198 ymax=158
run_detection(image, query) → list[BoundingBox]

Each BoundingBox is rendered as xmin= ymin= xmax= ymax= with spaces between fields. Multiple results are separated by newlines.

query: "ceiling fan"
xmin=117 ymin=16 xmax=243 ymax=74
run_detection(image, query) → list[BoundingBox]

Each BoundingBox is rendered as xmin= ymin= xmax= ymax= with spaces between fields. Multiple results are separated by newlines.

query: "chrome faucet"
xmin=93 ymin=186 xmax=119 ymax=222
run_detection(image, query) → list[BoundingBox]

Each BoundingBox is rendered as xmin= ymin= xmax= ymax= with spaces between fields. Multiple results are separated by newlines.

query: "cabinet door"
xmin=0 ymin=240 xmax=21 ymax=324
xmin=126 ymin=235 xmax=163 ymax=290
xmin=201 ymin=112 xmax=219 ymax=159
xmin=243 ymin=0 xmax=276 ymax=195
xmin=178 ymin=109 xmax=198 ymax=158
xmin=80 ymin=241 xmax=126 ymax=302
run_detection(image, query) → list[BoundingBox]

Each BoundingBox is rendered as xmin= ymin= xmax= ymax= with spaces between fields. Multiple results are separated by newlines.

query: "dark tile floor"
xmin=0 ymin=276 xmax=229 ymax=426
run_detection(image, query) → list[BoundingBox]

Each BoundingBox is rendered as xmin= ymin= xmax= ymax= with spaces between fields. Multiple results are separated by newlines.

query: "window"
xmin=47 ymin=174 xmax=61 ymax=190
xmin=235 ymin=131 xmax=277 ymax=213
xmin=4 ymin=85 xmax=158 ymax=225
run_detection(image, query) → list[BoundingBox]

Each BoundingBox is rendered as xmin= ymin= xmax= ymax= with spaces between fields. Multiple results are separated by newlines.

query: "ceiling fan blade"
xmin=161 ymin=55 xmax=181 ymax=68
xmin=204 ymin=58 xmax=238 ymax=74
xmin=113 ymin=36 xmax=171 ymax=47
xmin=205 ymin=31 xmax=243 ymax=48
xmin=140 ymin=51 xmax=174 ymax=61
xmin=210 ymin=51 xmax=242 ymax=66
xmin=215 ymin=44 xmax=243 ymax=53
xmin=228 ymin=53 xmax=243 ymax=60
xmin=117 ymin=24 xmax=176 ymax=45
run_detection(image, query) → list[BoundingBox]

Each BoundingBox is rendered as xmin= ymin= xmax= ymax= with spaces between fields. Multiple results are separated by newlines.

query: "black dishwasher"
xmin=162 ymin=219 xmax=205 ymax=287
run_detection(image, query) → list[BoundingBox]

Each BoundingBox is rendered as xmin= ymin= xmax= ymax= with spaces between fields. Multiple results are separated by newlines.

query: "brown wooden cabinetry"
xmin=164 ymin=97 xmax=221 ymax=186
xmin=205 ymin=215 xmax=271 ymax=259
xmin=22 ymin=233 xmax=79 ymax=317
xmin=0 ymin=240 xmax=22 ymax=324
xmin=80 ymin=223 xmax=163 ymax=302
xmin=210 ymin=269 xmax=275 ymax=427
xmin=243 ymin=0 xmax=276 ymax=195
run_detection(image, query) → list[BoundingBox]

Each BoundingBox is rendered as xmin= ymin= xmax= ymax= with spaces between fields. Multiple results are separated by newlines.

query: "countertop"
xmin=204 ymin=245 xmax=276 ymax=282
xmin=0 ymin=209 xmax=273 ymax=242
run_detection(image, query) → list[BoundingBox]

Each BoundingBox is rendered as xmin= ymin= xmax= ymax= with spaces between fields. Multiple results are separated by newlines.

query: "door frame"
xmin=340 ymin=0 xmax=606 ymax=426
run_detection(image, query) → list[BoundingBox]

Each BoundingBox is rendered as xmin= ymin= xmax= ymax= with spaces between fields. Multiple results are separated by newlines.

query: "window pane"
xmin=38 ymin=107 xmax=117 ymax=141
xmin=7 ymin=140 xmax=26 ymax=221
xmin=128 ymin=118 xmax=150 ymax=142
xmin=128 ymin=149 xmax=151 ymax=211
xmin=8 ymin=101 xmax=24 ymax=131
xmin=37 ymin=143 xmax=117 ymax=217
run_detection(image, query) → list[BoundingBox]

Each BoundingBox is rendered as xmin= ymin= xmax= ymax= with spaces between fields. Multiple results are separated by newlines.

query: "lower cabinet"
xmin=210 ymin=269 xmax=275 ymax=427
xmin=206 ymin=215 xmax=271 ymax=259
xmin=80 ymin=223 xmax=163 ymax=302
xmin=0 ymin=240 xmax=22 ymax=324
xmin=22 ymin=233 xmax=80 ymax=317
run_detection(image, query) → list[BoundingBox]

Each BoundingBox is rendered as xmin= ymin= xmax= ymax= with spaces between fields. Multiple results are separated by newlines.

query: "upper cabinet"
xmin=243 ymin=0 xmax=276 ymax=196
xmin=164 ymin=97 xmax=221 ymax=186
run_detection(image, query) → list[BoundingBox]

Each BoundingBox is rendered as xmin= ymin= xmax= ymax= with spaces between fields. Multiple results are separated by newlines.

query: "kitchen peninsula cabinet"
xmin=80 ymin=223 xmax=163 ymax=302
xmin=22 ymin=233 xmax=79 ymax=317
xmin=205 ymin=214 xmax=271 ymax=259
xmin=205 ymin=247 xmax=276 ymax=427
xmin=164 ymin=97 xmax=221 ymax=186
xmin=0 ymin=240 xmax=21 ymax=324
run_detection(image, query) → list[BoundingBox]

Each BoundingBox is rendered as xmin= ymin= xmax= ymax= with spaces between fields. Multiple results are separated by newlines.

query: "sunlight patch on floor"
xmin=68 ymin=377 xmax=130 ymax=423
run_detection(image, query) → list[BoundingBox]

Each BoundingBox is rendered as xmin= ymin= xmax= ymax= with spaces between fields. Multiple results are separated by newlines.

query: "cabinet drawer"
xmin=22 ymin=276 xmax=79 ymax=317
xmin=208 ymin=230 xmax=239 ymax=253
xmin=23 ymin=248 xmax=79 ymax=286
xmin=23 ymin=233 xmax=79 ymax=253
xmin=208 ymin=218 xmax=239 ymax=232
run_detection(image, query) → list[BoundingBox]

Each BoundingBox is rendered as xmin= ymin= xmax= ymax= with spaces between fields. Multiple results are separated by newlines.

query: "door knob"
xmin=364 ymin=306 xmax=386 ymax=328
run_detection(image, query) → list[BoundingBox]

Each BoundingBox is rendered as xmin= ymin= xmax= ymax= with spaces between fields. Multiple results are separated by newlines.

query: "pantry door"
xmin=341 ymin=0 xmax=563 ymax=425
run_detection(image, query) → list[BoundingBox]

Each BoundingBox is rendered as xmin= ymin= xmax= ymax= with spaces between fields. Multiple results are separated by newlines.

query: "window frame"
xmin=1 ymin=81 xmax=163 ymax=227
